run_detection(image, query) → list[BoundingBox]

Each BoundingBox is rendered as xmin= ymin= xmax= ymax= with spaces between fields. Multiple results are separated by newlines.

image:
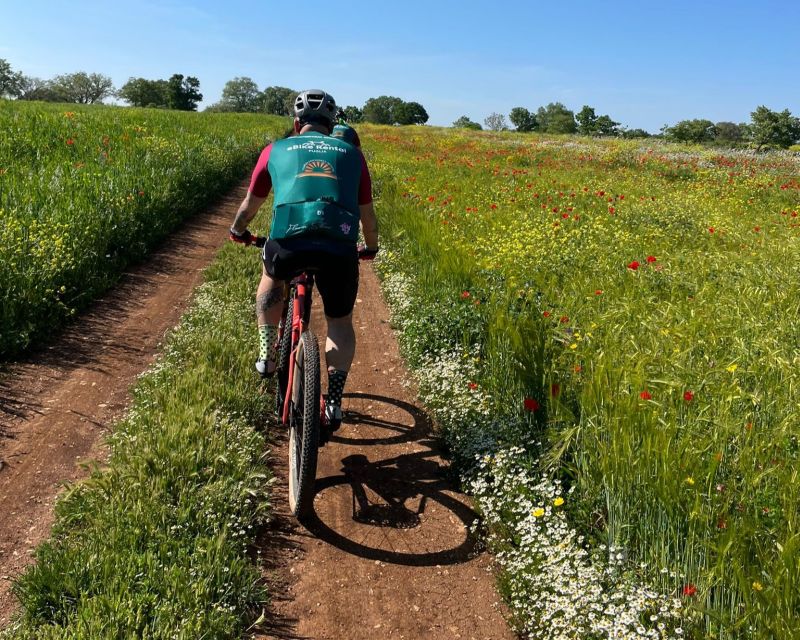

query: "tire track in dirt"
xmin=0 ymin=182 xmax=248 ymax=626
xmin=254 ymin=265 xmax=515 ymax=640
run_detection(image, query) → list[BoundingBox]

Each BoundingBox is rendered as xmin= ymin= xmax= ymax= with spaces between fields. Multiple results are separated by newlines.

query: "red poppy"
xmin=559 ymin=315 xmax=569 ymax=324
xmin=543 ymin=311 xmax=551 ymax=318
xmin=683 ymin=390 xmax=694 ymax=402
xmin=66 ymin=138 xmax=74 ymax=146
xmin=753 ymin=226 xmax=760 ymax=232
xmin=717 ymin=518 xmax=727 ymax=530
xmin=640 ymin=390 xmax=652 ymax=400
xmin=709 ymin=227 xmax=715 ymax=233
xmin=490 ymin=203 xmax=498 ymax=210
xmin=460 ymin=291 xmax=470 ymax=299
xmin=608 ymin=206 xmax=615 ymax=214
xmin=682 ymin=584 xmax=697 ymax=597
xmin=627 ymin=261 xmax=640 ymax=270
xmin=646 ymin=255 xmax=657 ymax=263
xmin=468 ymin=382 xmax=478 ymax=391
xmin=523 ymin=397 xmax=540 ymax=412
xmin=594 ymin=289 xmax=603 ymax=295
xmin=427 ymin=196 xmax=435 ymax=202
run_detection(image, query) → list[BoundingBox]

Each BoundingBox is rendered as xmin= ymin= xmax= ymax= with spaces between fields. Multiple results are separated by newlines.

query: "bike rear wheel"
xmin=275 ymin=291 xmax=294 ymax=417
xmin=288 ymin=330 xmax=321 ymax=518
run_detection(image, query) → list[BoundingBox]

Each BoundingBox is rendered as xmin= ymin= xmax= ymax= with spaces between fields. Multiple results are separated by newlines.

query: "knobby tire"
xmin=288 ymin=331 xmax=321 ymax=519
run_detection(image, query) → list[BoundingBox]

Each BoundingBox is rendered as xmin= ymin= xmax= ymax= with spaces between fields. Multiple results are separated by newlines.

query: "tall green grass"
xmin=0 ymin=101 xmax=287 ymax=356
xmin=3 ymin=238 xmax=274 ymax=639
xmin=365 ymin=126 xmax=800 ymax=638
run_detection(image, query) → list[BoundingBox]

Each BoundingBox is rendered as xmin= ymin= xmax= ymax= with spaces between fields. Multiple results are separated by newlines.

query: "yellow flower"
xmin=553 ymin=497 xmax=565 ymax=507
xmin=532 ymin=507 xmax=545 ymax=518
xmin=726 ymin=364 xmax=738 ymax=373
xmin=752 ymin=581 xmax=763 ymax=592
xmin=569 ymin=343 xmax=578 ymax=350
xmin=685 ymin=476 xmax=695 ymax=486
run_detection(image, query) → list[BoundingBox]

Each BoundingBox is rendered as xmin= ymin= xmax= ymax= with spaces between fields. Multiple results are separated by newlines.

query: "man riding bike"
xmin=330 ymin=109 xmax=361 ymax=148
xmin=228 ymin=89 xmax=379 ymax=428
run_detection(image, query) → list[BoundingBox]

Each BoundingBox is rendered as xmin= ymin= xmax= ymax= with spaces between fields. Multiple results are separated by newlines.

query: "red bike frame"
xmin=281 ymin=273 xmax=310 ymax=426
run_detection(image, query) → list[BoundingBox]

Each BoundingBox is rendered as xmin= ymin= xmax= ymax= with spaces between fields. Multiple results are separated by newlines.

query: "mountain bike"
xmin=253 ymin=237 xmax=376 ymax=519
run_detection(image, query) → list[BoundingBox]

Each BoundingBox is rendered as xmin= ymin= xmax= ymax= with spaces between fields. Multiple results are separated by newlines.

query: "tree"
xmin=452 ymin=115 xmax=482 ymax=130
xmin=363 ymin=96 xmax=404 ymax=124
xmin=536 ymin=102 xmax=577 ymax=134
xmin=621 ymin=128 xmax=652 ymax=139
xmin=509 ymin=107 xmax=536 ymax=132
xmin=662 ymin=119 xmax=716 ymax=144
xmin=118 ymin=77 xmax=169 ymax=107
xmin=576 ymin=105 xmax=598 ymax=135
xmin=484 ymin=112 xmax=507 ymax=131
xmin=749 ymin=106 xmax=800 ymax=150
xmin=395 ymin=101 xmax=429 ymax=125
xmin=342 ymin=105 xmax=363 ymax=123
xmin=0 ymin=58 xmax=24 ymax=98
xmin=219 ymin=76 xmax=261 ymax=112
xmin=16 ymin=77 xmax=65 ymax=102
xmin=165 ymin=74 xmax=202 ymax=111
xmin=595 ymin=114 xmax=620 ymax=137
xmin=50 ymin=72 xmax=114 ymax=104
xmin=713 ymin=121 xmax=747 ymax=145
xmin=262 ymin=86 xmax=297 ymax=116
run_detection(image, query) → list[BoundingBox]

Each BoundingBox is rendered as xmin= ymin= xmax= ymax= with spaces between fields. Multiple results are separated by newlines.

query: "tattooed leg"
xmin=255 ymin=271 xmax=285 ymax=326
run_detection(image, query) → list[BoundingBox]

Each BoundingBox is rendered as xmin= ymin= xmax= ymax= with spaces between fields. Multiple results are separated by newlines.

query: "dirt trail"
xmin=0 ymin=183 xmax=248 ymax=625
xmin=255 ymin=266 xmax=514 ymax=640
xmin=0 ymin=180 xmax=515 ymax=638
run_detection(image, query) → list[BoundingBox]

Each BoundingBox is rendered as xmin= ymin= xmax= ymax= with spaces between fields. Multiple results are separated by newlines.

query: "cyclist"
xmin=228 ymin=89 xmax=378 ymax=429
xmin=330 ymin=109 xmax=361 ymax=148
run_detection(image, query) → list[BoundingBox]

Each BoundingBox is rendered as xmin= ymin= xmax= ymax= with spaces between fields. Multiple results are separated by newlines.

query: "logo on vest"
xmin=297 ymin=159 xmax=338 ymax=179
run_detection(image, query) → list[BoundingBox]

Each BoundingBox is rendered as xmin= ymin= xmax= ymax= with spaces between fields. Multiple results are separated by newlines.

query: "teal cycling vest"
xmin=267 ymin=131 xmax=361 ymax=244
xmin=331 ymin=123 xmax=359 ymax=146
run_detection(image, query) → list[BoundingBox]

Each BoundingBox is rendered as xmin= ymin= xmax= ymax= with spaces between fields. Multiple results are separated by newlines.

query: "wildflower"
xmin=559 ymin=315 xmax=569 ymax=323
xmin=460 ymin=290 xmax=470 ymax=299
xmin=627 ymin=260 xmax=640 ymax=270
xmin=468 ymin=382 xmax=478 ymax=391
xmin=594 ymin=289 xmax=603 ymax=295
xmin=646 ymin=255 xmax=657 ymax=263
xmin=532 ymin=507 xmax=545 ymax=517
xmin=685 ymin=476 xmax=695 ymax=486
xmin=66 ymin=138 xmax=75 ymax=146
xmin=717 ymin=518 xmax=727 ymax=529
xmin=553 ymin=497 xmax=564 ymax=507
xmin=608 ymin=206 xmax=615 ymax=214
xmin=523 ymin=397 xmax=540 ymax=412
xmin=542 ymin=311 xmax=551 ymax=318
xmin=752 ymin=581 xmax=763 ymax=592
xmin=709 ymin=227 xmax=715 ymax=233
xmin=726 ymin=363 xmax=738 ymax=373
xmin=683 ymin=390 xmax=694 ymax=402
xmin=640 ymin=390 xmax=652 ymax=400
xmin=682 ymin=584 xmax=697 ymax=597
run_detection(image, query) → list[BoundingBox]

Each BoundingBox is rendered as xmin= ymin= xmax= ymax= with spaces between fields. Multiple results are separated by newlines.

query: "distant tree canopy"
xmin=341 ymin=105 xmax=364 ymax=123
xmin=484 ymin=112 xmax=508 ymax=131
xmin=262 ymin=86 xmax=297 ymax=116
xmin=662 ymin=119 xmax=717 ymax=144
xmin=118 ymin=74 xmax=201 ymax=110
xmin=361 ymin=96 xmax=429 ymax=125
xmin=50 ymin=72 xmax=114 ymax=104
xmin=218 ymin=76 xmax=262 ymax=112
xmin=749 ymin=106 xmax=800 ymax=150
xmin=536 ymin=102 xmax=577 ymax=134
xmin=0 ymin=58 xmax=24 ymax=98
xmin=621 ymin=128 xmax=652 ymax=139
xmin=452 ymin=115 xmax=482 ymax=130
xmin=575 ymin=105 xmax=620 ymax=137
xmin=714 ymin=121 xmax=748 ymax=144
xmin=509 ymin=107 xmax=536 ymax=132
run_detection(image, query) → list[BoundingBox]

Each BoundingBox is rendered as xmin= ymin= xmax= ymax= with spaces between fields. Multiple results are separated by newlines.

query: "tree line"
xmin=3 ymin=58 xmax=798 ymax=149
xmin=453 ymin=101 xmax=800 ymax=149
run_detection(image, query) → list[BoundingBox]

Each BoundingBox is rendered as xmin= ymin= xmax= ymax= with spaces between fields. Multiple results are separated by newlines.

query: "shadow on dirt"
xmin=302 ymin=392 xmax=479 ymax=567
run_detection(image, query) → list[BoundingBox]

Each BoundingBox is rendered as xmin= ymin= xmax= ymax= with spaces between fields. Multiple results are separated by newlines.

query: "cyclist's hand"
xmin=358 ymin=244 xmax=379 ymax=261
xmin=229 ymin=228 xmax=256 ymax=246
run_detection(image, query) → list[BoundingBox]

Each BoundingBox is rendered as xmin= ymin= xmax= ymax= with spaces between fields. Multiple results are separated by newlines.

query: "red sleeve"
xmin=358 ymin=150 xmax=372 ymax=205
xmin=248 ymin=145 xmax=273 ymax=198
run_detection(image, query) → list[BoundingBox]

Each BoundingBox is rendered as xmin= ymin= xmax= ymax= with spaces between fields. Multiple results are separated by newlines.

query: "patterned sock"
xmin=258 ymin=324 xmax=279 ymax=362
xmin=326 ymin=368 xmax=348 ymax=407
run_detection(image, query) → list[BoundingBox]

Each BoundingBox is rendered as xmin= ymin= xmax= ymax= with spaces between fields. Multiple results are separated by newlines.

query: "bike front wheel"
xmin=288 ymin=330 xmax=321 ymax=518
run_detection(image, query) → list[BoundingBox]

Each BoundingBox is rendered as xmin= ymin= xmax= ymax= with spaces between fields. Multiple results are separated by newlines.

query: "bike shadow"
xmin=302 ymin=392 xmax=479 ymax=567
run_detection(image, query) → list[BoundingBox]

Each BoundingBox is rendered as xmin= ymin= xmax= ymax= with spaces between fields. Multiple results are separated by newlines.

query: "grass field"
xmin=365 ymin=127 xmax=800 ymax=639
xmin=0 ymin=101 xmax=286 ymax=357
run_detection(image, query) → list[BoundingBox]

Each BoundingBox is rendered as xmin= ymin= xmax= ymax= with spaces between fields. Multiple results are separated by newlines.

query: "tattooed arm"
xmin=230 ymin=191 xmax=267 ymax=235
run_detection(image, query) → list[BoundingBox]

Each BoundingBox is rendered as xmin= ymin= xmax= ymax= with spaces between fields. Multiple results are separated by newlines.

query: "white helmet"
xmin=294 ymin=90 xmax=337 ymax=128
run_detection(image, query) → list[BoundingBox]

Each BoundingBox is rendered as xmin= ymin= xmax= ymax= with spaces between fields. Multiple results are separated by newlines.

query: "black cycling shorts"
xmin=262 ymin=237 xmax=359 ymax=319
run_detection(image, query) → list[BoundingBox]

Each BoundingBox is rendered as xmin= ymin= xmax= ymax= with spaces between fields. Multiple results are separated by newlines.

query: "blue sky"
xmin=1 ymin=0 xmax=798 ymax=132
